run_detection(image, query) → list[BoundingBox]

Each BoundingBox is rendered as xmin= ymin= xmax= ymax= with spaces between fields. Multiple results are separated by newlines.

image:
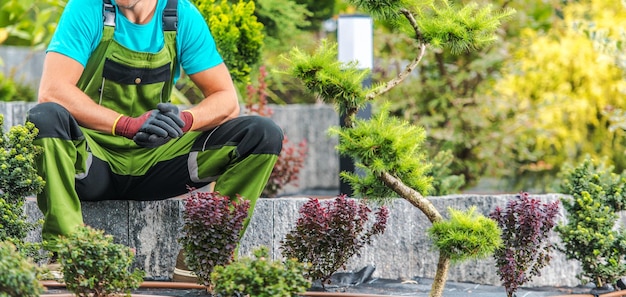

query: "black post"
xmin=337 ymin=14 xmax=373 ymax=196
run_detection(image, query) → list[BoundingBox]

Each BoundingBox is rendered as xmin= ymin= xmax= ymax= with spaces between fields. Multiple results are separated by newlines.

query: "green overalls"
xmin=27 ymin=0 xmax=282 ymax=246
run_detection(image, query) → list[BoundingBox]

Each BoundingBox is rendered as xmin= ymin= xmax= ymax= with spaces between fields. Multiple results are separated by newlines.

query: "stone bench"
xmin=26 ymin=193 xmax=583 ymax=287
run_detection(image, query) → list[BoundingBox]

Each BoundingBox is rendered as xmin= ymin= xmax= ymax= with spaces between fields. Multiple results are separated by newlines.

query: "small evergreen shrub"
xmin=490 ymin=192 xmax=560 ymax=297
xmin=428 ymin=206 xmax=501 ymax=262
xmin=56 ymin=225 xmax=145 ymax=297
xmin=280 ymin=195 xmax=389 ymax=286
xmin=0 ymin=241 xmax=43 ymax=297
xmin=211 ymin=246 xmax=310 ymax=297
xmin=0 ymin=116 xmax=45 ymax=261
xmin=178 ymin=191 xmax=250 ymax=286
xmin=556 ymin=158 xmax=626 ymax=288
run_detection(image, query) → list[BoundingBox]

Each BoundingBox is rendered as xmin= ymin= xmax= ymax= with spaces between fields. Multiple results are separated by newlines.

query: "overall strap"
xmin=103 ymin=0 xmax=115 ymax=27
xmin=102 ymin=0 xmax=178 ymax=30
xmin=163 ymin=0 xmax=178 ymax=31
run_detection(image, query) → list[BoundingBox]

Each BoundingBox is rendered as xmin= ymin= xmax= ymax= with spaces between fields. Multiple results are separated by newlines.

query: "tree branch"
xmin=365 ymin=8 xmax=427 ymax=101
xmin=378 ymin=171 xmax=444 ymax=223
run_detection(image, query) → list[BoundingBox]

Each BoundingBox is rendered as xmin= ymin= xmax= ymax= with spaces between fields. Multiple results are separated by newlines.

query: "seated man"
xmin=27 ymin=0 xmax=282 ymax=281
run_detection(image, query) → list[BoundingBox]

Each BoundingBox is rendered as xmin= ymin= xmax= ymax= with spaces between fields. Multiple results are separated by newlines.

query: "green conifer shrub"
xmin=0 ymin=115 xmax=45 ymax=261
xmin=192 ymin=0 xmax=264 ymax=83
xmin=429 ymin=206 xmax=502 ymax=262
xmin=556 ymin=158 xmax=626 ymax=288
xmin=281 ymin=1 xmax=513 ymax=296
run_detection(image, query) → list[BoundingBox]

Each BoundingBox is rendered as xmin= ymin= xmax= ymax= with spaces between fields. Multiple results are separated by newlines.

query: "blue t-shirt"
xmin=47 ymin=0 xmax=223 ymax=78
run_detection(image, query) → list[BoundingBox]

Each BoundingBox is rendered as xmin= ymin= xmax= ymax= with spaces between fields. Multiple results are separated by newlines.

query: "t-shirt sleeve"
xmin=177 ymin=0 xmax=224 ymax=75
xmin=46 ymin=0 xmax=101 ymax=67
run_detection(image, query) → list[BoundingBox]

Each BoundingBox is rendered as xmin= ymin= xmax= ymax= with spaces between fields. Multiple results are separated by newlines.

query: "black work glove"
xmin=133 ymin=131 xmax=171 ymax=148
xmin=157 ymin=103 xmax=194 ymax=133
xmin=115 ymin=110 xmax=183 ymax=139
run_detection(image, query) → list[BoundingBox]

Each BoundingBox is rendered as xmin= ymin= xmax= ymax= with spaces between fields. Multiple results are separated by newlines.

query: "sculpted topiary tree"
xmin=282 ymin=1 xmax=513 ymax=296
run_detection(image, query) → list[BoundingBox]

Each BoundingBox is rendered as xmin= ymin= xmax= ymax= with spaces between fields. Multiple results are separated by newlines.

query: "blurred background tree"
xmin=491 ymin=0 xmax=626 ymax=191
xmin=0 ymin=0 xmax=66 ymax=48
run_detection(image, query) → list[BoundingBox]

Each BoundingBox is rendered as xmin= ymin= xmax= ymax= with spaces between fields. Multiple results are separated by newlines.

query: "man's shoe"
xmin=172 ymin=249 xmax=198 ymax=283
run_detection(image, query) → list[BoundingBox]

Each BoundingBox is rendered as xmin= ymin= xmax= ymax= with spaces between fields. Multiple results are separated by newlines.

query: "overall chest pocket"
xmin=100 ymin=58 xmax=172 ymax=116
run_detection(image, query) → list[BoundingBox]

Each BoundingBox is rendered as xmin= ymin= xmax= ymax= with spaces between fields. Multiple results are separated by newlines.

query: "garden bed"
xmin=40 ymin=277 xmax=606 ymax=297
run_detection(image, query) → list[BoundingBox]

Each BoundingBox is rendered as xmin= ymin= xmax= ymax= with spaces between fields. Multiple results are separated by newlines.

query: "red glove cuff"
xmin=181 ymin=110 xmax=194 ymax=133
xmin=114 ymin=115 xmax=135 ymax=139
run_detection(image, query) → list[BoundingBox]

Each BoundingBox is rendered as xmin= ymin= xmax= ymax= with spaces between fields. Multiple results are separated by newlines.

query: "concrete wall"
xmin=25 ymin=194 xmax=582 ymax=287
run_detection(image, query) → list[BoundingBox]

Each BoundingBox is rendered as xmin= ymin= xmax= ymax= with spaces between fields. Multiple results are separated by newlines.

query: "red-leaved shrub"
xmin=280 ymin=195 xmax=389 ymax=286
xmin=489 ymin=191 xmax=560 ymax=297
xmin=178 ymin=191 xmax=250 ymax=286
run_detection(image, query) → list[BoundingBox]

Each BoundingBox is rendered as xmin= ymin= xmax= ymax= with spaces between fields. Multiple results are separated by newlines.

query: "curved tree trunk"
xmin=378 ymin=171 xmax=452 ymax=297
xmin=379 ymin=171 xmax=443 ymax=223
xmin=429 ymin=254 xmax=451 ymax=297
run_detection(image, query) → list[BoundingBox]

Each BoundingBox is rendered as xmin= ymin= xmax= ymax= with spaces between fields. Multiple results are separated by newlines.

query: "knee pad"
xmin=27 ymin=102 xmax=83 ymax=140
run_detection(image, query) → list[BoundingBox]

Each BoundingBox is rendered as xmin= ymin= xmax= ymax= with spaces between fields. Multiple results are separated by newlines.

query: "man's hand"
xmin=133 ymin=131 xmax=171 ymax=148
xmin=114 ymin=110 xmax=183 ymax=139
xmin=157 ymin=103 xmax=194 ymax=133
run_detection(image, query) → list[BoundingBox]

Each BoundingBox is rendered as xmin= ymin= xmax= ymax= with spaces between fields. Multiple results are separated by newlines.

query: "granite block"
xmin=239 ymin=199 xmax=274 ymax=258
xmin=128 ymin=199 xmax=184 ymax=279
xmin=81 ymin=200 xmax=130 ymax=246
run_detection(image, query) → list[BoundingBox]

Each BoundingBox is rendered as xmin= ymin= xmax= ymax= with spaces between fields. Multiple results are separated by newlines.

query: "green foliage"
xmin=428 ymin=206 xmax=502 ymax=262
xmin=293 ymin=0 xmax=335 ymax=31
xmin=284 ymin=1 xmax=510 ymax=296
xmin=488 ymin=0 xmax=626 ymax=190
xmin=192 ymin=0 xmax=264 ymax=83
xmin=253 ymin=0 xmax=312 ymax=50
xmin=0 ymin=0 xmax=66 ymax=48
xmin=0 ymin=115 xmax=45 ymax=261
xmin=0 ymin=75 xmax=36 ymax=102
xmin=0 ymin=241 xmax=43 ymax=297
xmin=282 ymin=40 xmax=370 ymax=115
xmin=56 ymin=225 xmax=145 ymax=297
xmin=378 ymin=0 xmax=571 ymax=190
xmin=211 ymin=246 xmax=311 ymax=297
xmin=330 ymin=105 xmax=433 ymax=200
xmin=178 ymin=191 xmax=250 ymax=286
xmin=416 ymin=2 xmax=515 ymax=54
xmin=349 ymin=0 xmax=409 ymax=21
xmin=427 ymin=150 xmax=466 ymax=196
xmin=556 ymin=158 xmax=626 ymax=287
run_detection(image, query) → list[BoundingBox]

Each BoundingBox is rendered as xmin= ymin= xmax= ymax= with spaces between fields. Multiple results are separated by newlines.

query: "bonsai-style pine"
xmin=282 ymin=1 xmax=514 ymax=296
